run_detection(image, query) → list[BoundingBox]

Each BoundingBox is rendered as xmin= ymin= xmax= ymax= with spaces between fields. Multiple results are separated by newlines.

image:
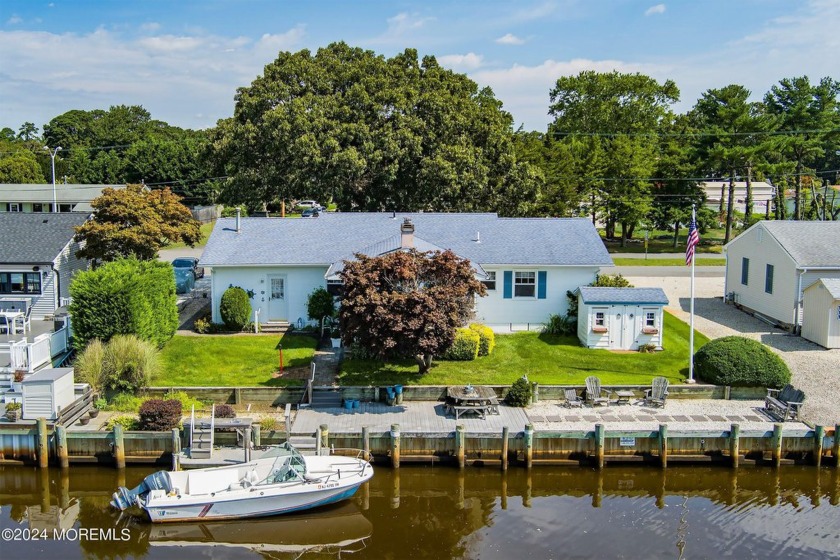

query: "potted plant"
xmin=89 ymin=397 xmax=105 ymax=419
xmin=11 ymin=370 xmax=25 ymax=392
xmin=79 ymin=416 xmax=90 ymax=426
xmin=4 ymin=402 xmax=21 ymax=422
xmin=330 ymin=328 xmax=342 ymax=349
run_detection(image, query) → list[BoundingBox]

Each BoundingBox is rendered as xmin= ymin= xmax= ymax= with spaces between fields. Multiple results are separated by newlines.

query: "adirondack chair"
xmin=563 ymin=388 xmax=583 ymax=408
xmin=765 ymin=385 xmax=805 ymax=422
xmin=644 ymin=376 xmax=669 ymax=408
xmin=584 ymin=376 xmax=610 ymax=407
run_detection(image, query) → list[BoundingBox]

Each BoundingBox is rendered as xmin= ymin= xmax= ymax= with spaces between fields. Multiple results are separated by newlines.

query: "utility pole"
xmin=44 ymin=146 xmax=62 ymax=213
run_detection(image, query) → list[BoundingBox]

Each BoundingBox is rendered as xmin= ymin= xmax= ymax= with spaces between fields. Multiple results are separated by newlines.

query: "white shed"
xmin=801 ymin=279 xmax=840 ymax=349
xmin=577 ymin=287 xmax=669 ymax=350
xmin=22 ymin=368 xmax=75 ymax=421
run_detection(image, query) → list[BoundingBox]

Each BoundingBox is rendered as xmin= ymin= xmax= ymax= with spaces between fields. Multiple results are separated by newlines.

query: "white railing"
xmin=28 ymin=334 xmax=51 ymax=371
xmin=0 ymin=322 xmax=73 ymax=374
xmin=50 ymin=327 xmax=69 ymax=356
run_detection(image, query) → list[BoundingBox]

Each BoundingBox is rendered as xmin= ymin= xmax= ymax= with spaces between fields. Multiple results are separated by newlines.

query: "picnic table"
xmin=445 ymin=386 xmax=500 ymax=420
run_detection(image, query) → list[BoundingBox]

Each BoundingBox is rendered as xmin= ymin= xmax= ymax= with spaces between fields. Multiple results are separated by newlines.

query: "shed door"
xmin=831 ymin=303 xmax=840 ymax=347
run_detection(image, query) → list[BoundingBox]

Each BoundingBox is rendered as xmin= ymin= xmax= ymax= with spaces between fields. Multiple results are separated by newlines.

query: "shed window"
xmin=514 ymin=272 xmax=536 ymax=298
xmin=482 ymin=271 xmax=496 ymax=291
xmin=741 ymin=257 xmax=749 ymax=286
xmin=594 ymin=312 xmax=606 ymax=327
xmin=0 ymin=272 xmax=42 ymax=294
xmin=765 ymin=264 xmax=774 ymax=294
xmin=645 ymin=312 xmax=656 ymax=327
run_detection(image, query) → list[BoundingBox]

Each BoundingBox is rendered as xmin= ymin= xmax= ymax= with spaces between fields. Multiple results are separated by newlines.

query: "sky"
xmin=1 ymin=0 xmax=838 ymax=133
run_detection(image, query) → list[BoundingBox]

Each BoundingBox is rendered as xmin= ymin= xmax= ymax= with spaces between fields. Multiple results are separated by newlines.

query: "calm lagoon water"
xmin=1 ymin=465 xmax=838 ymax=559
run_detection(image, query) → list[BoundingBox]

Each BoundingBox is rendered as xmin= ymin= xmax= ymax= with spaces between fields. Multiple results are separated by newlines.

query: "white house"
xmin=801 ymin=278 xmax=840 ymax=349
xmin=199 ymin=213 xmax=613 ymax=331
xmin=700 ymin=180 xmax=775 ymax=216
xmin=576 ymin=287 xmax=668 ymax=350
xmin=724 ymin=220 xmax=840 ymax=330
xmin=0 ymin=212 xmax=89 ymax=319
xmin=0 ymin=183 xmax=125 ymax=214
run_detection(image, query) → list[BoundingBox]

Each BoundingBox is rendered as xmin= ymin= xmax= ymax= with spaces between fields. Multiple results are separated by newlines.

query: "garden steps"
xmin=311 ymin=388 xmax=343 ymax=409
xmin=260 ymin=322 xmax=290 ymax=334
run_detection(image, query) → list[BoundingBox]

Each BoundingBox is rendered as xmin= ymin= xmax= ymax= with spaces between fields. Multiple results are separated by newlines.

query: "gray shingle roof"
xmin=758 ymin=221 xmax=840 ymax=267
xmin=579 ymin=286 xmax=669 ymax=305
xmin=0 ymin=183 xmax=124 ymax=204
xmin=808 ymin=278 xmax=840 ymax=299
xmin=200 ymin=213 xmax=613 ymax=268
xmin=0 ymin=213 xmax=88 ymax=263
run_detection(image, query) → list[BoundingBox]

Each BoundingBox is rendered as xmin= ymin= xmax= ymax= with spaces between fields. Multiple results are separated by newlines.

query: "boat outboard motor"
xmin=111 ymin=471 xmax=172 ymax=511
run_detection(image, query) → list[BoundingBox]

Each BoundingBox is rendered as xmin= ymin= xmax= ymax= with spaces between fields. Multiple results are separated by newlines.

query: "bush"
xmin=442 ymin=328 xmax=480 ymax=361
xmin=193 ymin=317 xmax=211 ymax=334
xmin=221 ymin=206 xmax=248 ymax=218
xmin=543 ymin=314 xmax=577 ymax=336
xmin=505 ymin=376 xmax=532 ymax=407
xmin=104 ymin=414 xmax=139 ymax=431
xmin=102 ymin=335 xmax=160 ymax=393
xmin=102 ymin=393 xmax=144 ymax=412
xmin=469 ymin=323 xmax=495 ymax=356
xmin=220 ymin=286 xmax=252 ymax=330
xmin=74 ymin=339 xmax=107 ymax=393
xmin=307 ymin=287 xmax=336 ymax=322
xmin=5 ymin=402 xmax=21 ymax=412
xmin=163 ymin=391 xmax=208 ymax=413
xmin=137 ymin=399 xmax=183 ymax=431
xmin=693 ymin=336 xmax=791 ymax=388
xmin=214 ymin=404 xmax=236 ymax=418
xmin=593 ymin=274 xmax=633 ymax=288
xmin=638 ymin=343 xmax=657 ymax=353
xmin=69 ymin=257 xmax=178 ymax=350
xmin=258 ymin=417 xmax=279 ymax=431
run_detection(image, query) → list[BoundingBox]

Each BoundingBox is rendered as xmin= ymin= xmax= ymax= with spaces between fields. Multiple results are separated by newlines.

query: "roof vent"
xmin=400 ymin=218 xmax=415 ymax=249
xmin=475 ymin=231 xmax=481 ymax=243
xmin=235 ymin=207 xmax=241 ymax=233
xmin=392 ymin=211 xmax=396 ymax=219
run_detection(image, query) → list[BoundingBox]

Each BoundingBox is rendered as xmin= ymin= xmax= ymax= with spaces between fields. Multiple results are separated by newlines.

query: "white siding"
xmin=577 ymin=300 xmax=664 ymax=350
xmin=1 ymin=265 xmax=56 ymax=319
xmin=475 ymin=266 xmax=598 ymax=328
xmin=802 ymin=281 xmax=840 ymax=349
xmin=53 ymin=238 xmax=88 ymax=302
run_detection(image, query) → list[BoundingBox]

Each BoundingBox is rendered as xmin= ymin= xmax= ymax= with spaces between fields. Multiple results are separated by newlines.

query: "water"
xmin=1 ymin=465 xmax=838 ymax=559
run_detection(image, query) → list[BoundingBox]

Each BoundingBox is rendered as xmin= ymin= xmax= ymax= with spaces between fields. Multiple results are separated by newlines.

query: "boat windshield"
xmin=262 ymin=443 xmax=307 ymax=485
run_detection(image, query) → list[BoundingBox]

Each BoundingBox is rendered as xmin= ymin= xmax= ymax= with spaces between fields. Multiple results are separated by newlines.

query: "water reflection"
xmin=0 ymin=465 xmax=838 ymax=559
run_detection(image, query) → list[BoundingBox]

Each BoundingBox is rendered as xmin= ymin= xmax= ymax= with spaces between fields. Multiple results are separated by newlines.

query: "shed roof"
xmin=0 ymin=212 xmax=88 ymax=263
xmin=804 ymin=278 xmax=840 ymax=299
xmin=200 ymin=213 xmax=613 ymax=268
xmin=747 ymin=221 xmax=840 ymax=268
xmin=22 ymin=368 xmax=74 ymax=383
xmin=579 ymin=286 xmax=669 ymax=305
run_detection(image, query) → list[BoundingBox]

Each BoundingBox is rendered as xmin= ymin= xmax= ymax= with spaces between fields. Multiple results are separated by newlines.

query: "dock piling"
xmin=772 ymin=423 xmax=783 ymax=468
xmin=391 ymin=423 xmax=401 ymax=469
xmin=253 ymin=424 xmax=261 ymax=448
xmin=814 ymin=425 xmax=824 ymax=467
xmin=501 ymin=426 xmax=509 ymax=471
xmin=244 ymin=427 xmax=252 ymax=463
xmin=834 ymin=424 xmax=840 ymax=469
xmin=113 ymin=424 xmax=126 ymax=469
xmin=659 ymin=424 xmax=668 ymax=468
xmin=455 ymin=424 xmax=465 ymax=468
xmin=37 ymin=417 xmax=49 ymax=468
xmin=55 ymin=425 xmax=69 ymax=469
xmin=171 ymin=428 xmax=181 ymax=471
xmin=730 ymin=423 xmax=740 ymax=469
xmin=362 ymin=426 xmax=370 ymax=459
xmin=524 ymin=424 xmax=534 ymax=468
xmin=319 ymin=424 xmax=329 ymax=451
xmin=594 ymin=424 xmax=605 ymax=469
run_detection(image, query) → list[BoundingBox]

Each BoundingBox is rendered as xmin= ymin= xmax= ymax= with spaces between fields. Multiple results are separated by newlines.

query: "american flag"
xmin=685 ymin=216 xmax=700 ymax=266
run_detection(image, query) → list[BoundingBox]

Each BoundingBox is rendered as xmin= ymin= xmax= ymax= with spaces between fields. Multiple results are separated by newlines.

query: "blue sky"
xmin=1 ymin=0 xmax=837 ymax=132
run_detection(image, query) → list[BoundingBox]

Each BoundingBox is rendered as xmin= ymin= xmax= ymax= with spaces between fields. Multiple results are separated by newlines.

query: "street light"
xmin=43 ymin=146 xmax=61 ymax=213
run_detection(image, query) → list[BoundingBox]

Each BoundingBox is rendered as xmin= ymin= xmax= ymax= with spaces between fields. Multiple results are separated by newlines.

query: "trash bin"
xmin=394 ymin=384 xmax=403 ymax=405
xmin=344 ymin=399 xmax=353 ymax=410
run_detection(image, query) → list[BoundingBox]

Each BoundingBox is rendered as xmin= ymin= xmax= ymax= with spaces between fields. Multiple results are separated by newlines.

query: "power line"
xmin=548 ymin=128 xmax=840 ymax=138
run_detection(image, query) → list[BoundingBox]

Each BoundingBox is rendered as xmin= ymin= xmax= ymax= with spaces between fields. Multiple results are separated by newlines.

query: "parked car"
xmin=172 ymin=257 xmax=204 ymax=280
xmin=301 ymin=208 xmax=321 ymax=218
xmin=174 ymin=268 xmax=196 ymax=294
xmin=296 ymin=200 xmax=320 ymax=208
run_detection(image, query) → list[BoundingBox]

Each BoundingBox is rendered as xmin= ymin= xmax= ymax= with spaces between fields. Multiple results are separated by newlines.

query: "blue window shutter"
xmin=537 ymin=271 xmax=547 ymax=299
xmin=503 ymin=271 xmax=512 ymax=299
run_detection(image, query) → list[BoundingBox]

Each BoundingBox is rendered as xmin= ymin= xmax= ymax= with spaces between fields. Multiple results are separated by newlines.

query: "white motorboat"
xmin=111 ymin=443 xmax=373 ymax=523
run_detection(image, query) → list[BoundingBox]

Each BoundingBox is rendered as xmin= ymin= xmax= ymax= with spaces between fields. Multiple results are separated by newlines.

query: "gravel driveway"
xmin=627 ymin=275 xmax=840 ymax=429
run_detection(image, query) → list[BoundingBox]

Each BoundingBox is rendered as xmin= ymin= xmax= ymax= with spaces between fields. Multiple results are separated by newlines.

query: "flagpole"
xmin=687 ymin=204 xmax=696 ymax=384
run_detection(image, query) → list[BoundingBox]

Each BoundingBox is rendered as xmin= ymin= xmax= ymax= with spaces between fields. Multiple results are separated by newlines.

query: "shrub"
xmin=221 ymin=206 xmax=248 ymax=218
xmin=93 ymin=397 xmax=107 ymax=410
xmin=103 ymin=392 xmax=144 ymax=412
xmin=593 ymin=274 xmax=633 ymax=288
xmin=5 ymin=402 xmax=21 ymax=412
xmin=442 ymin=328 xmax=480 ymax=361
xmin=638 ymin=343 xmax=657 ymax=353
xmin=505 ymin=376 xmax=532 ymax=407
xmin=258 ymin=417 xmax=279 ymax=431
xmin=74 ymin=339 xmax=106 ymax=393
xmin=69 ymin=257 xmax=178 ymax=350
xmin=469 ymin=323 xmax=495 ymax=356
xmin=102 ymin=335 xmax=160 ymax=393
xmin=164 ymin=391 xmax=209 ymax=413
xmin=193 ymin=317 xmax=211 ymax=334
xmin=220 ymin=286 xmax=252 ymax=330
xmin=214 ymin=404 xmax=236 ymax=418
xmin=137 ymin=399 xmax=183 ymax=431
xmin=306 ymin=287 xmax=336 ymax=322
xmin=543 ymin=314 xmax=577 ymax=336
xmin=104 ymin=414 xmax=139 ymax=431
xmin=693 ymin=336 xmax=791 ymax=388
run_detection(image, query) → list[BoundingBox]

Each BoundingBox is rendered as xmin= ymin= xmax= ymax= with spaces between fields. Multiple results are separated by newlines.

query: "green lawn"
xmin=612 ymin=257 xmax=726 ymax=266
xmin=338 ymin=312 xmax=709 ymax=386
xmin=166 ymin=221 xmax=215 ymax=250
xmin=154 ymin=334 xmax=318 ymax=387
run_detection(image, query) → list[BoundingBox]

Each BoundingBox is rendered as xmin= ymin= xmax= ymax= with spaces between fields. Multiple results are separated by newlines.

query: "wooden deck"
xmin=292 ymin=401 xmax=528 ymax=435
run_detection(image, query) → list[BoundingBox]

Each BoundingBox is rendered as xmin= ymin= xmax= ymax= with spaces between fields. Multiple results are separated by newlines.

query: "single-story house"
xmin=577 ymin=287 xmax=668 ymax=350
xmin=724 ymin=220 xmax=840 ymax=330
xmin=0 ymin=183 xmax=125 ymax=214
xmin=700 ymin=180 xmax=775 ymax=216
xmin=801 ymin=278 xmax=840 ymax=349
xmin=0 ymin=212 xmax=89 ymax=319
xmin=199 ymin=213 xmax=613 ymax=330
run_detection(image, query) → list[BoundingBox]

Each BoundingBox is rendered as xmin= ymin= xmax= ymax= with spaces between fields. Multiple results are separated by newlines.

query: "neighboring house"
xmin=199 ymin=213 xmax=613 ymax=330
xmin=576 ymin=287 xmax=668 ymax=350
xmin=724 ymin=221 xmax=840 ymax=330
xmin=0 ymin=183 xmax=125 ymax=213
xmin=700 ymin=181 xmax=774 ymax=216
xmin=801 ymin=279 xmax=840 ymax=349
xmin=0 ymin=212 xmax=89 ymax=319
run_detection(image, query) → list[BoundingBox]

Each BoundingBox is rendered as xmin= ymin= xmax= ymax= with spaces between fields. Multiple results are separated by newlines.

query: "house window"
xmin=595 ymin=311 xmax=606 ymax=327
xmin=514 ymin=271 xmax=536 ymax=298
xmin=6 ymin=203 xmax=22 ymax=212
xmin=765 ymin=264 xmax=774 ymax=294
xmin=32 ymin=203 xmax=44 ymax=212
xmin=58 ymin=203 xmax=73 ymax=213
xmin=645 ymin=312 xmax=656 ymax=327
xmin=0 ymin=272 xmax=42 ymax=294
xmin=741 ymin=257 xmax=749 ymax=286
xmin=482 ymin=271 xmax=496 ymax=291
xmin=326 ymin=278 xmax=343 ymax=296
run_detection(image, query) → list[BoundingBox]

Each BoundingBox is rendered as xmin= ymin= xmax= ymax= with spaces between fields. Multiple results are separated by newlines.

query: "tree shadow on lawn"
xmin=339 ymin=359 xmax=426 ymax=386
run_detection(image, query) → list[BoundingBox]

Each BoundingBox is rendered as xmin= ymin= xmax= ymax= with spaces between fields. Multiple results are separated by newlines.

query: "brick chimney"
xmin=400 ymin=218 xmax=415 ymax=249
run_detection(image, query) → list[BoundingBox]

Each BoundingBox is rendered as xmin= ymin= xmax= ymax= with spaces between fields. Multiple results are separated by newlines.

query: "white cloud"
xmin=140 ymin=22 xmax=161 ymax=32
xmin=437 ymin=52 xmax=484 ymax=71
xmin=645 ymin=4 xmax=666 ymax=17
xmin=496 ymin=33 xmax=525 ymax=45
xmin=6 ymin=15 xmax=22 ymax=25
xmin=366 ymin=12 xmax=435 ymax=46
xmin=255 ymin=25 xmax=306 ymax=59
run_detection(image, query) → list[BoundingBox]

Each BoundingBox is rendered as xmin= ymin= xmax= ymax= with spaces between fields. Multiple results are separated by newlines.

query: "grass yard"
xmin=338 ymin=312 xmax=709 ymax=387
xmin=154 ymin=333 xmax=318 ymax=387
xmin=166 ymin=221 xmax=215 ymax=249
xmin=611 ymin=257 xmax=726 ymax=266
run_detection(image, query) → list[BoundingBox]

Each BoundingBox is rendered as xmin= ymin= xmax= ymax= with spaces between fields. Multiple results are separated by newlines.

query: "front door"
xmin=267 ymin=275 xmax=287 ymax=321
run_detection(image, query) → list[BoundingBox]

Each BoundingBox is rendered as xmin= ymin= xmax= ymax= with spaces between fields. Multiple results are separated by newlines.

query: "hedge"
xmin=69 ymin=257 xmax=178 ymax=350
xmin=469 ymin=323 xmax=495 ymax=356
xmin=693 ymin=336 xmax=791 ymax=388
xmin=220 ymin=286 xmax=252 ymax=330
xmin=442 ymin=328 xmax=481 ymax=361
